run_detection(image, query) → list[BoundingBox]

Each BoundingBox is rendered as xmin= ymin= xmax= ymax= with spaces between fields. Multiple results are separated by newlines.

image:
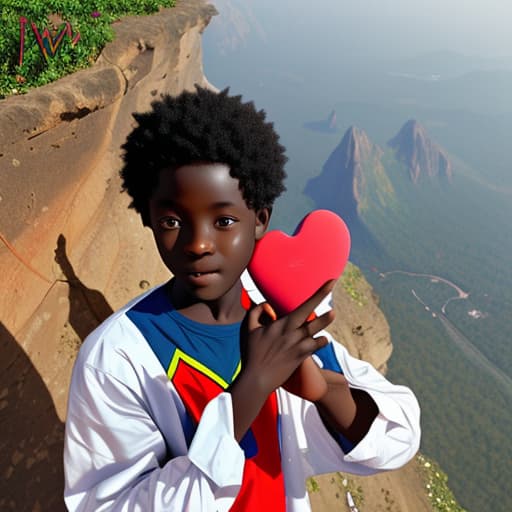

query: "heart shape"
xmin=248 ymin=209 xmax=351 ymax=316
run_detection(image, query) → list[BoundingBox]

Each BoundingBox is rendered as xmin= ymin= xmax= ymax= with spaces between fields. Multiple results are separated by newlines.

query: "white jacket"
xmin=64 ymin=285 xmax=421 ymax=511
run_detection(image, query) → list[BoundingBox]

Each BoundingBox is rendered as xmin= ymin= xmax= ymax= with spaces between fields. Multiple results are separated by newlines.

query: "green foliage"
xmin=335 ymin=472 xmax=364 ymax=508
xmin=357 ymin=151 xmax=396 ymax=215
xmin=349 ymin=147 xmax=512 ymax=512
xmin=417 ymin=454 xmax=467 ymax=512
xmin=340 ymin=262 xmax=368 ymax=306
xmin=0 ymin=0 xmax=175 ymax=98
xmin=306 ymin=476 xmax=320 ymax=493
xmin=306 ymin=472 xmax=364 ymax=508
xmin=373 ymin=269 xmax=512 ymax=512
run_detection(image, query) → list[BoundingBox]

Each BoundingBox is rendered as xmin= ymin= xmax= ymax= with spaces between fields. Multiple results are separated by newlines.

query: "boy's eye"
xmin=216 ymin=217 xmax=236 ymax=228
xmin=159 ymin=217 xmax=181 ymax=230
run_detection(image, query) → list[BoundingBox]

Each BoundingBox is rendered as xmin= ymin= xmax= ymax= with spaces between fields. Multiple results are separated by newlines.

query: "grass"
xmin=340 ymin=262 xmax=368 ymax=306
xmin=0 ymin=0 xmax=176 ymax=98
xmin=416 ymin=454 xmax=467 ymax=512
xmin=306 ymin=472 xmax=365 ymax=508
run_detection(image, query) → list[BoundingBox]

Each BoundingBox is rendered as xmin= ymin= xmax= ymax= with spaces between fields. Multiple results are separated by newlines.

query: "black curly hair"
xmin=120 ymin=86 xmax=287 ymax=226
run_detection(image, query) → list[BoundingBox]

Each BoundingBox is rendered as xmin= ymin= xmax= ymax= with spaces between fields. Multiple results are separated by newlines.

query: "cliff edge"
xmin=0 ymin=2 xmax=216 ymax=509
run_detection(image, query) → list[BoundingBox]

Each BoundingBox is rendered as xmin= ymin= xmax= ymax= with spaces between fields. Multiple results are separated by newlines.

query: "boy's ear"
xmin=254 ymin=208 xmax=271 ymax=240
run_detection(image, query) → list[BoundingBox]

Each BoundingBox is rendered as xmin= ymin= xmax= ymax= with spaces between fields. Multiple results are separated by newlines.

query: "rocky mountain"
xmin=305 ymin=126 xmax=392 ymax=220
xmin=305 ymin=120 xmax=452 ymax=223
xmin=388 ymin=119 xmax=452 ymax=183
xmin=305 ymin=116 xmax=512 ymax=512
xmin=304 ymin=120 xmax=454 ymax=267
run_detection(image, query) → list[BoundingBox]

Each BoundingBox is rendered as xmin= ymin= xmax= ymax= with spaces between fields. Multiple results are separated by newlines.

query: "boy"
xmin=63 ymin=87 xmax=420 ymax=511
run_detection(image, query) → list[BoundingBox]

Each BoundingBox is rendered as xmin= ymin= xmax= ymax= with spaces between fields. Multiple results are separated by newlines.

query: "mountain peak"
xmin=388 ymin=119 xmax=452 ymax=183
xmin=304 ymin=126 xmax=388 ymax=221
xmin=327 ymin=109 xmax=337 ymax=130
xmin=340 ymin=125 xmax=377 ymax=169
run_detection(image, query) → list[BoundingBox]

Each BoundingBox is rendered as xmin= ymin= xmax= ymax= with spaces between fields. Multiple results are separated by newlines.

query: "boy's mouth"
xmin=186 ymin=270 xmax=218 ymax=280
xmin=185 ymin=270 xmax=219 ymax=286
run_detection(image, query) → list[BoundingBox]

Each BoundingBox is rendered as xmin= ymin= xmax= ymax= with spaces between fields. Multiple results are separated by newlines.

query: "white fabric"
xmin=240 ymin=269 xmax=334 ymax=316
xmin=64 ymin=287 xmax=421 ymax=512
xmin=279 ymin=330 xmax=421 ymax=511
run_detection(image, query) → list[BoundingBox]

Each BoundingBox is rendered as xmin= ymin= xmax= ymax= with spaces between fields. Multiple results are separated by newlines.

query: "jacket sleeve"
xmin=64 ymin=360 xmax=244 ymax=511
xmin=278 ymin=332 xmax=421 ymax=493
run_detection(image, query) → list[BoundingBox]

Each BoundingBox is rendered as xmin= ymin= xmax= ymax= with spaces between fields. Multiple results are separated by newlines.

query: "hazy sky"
xmin=329 ymin=0 xmax=512 ymax=58
xmin=210 ymin=0 xmax=512 ymax=60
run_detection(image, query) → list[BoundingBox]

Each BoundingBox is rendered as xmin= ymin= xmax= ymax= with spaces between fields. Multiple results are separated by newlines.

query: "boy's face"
xmin=148 ymin=162 xmax=269 ymax=305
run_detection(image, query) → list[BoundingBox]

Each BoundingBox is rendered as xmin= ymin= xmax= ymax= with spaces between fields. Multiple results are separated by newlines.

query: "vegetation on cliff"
xmin=417 ymin=454 xmax=467 ymax=512
xmin=0 ymin=0 xmax=176 ymax=98
xmin=340 ymin=261 xmax=368 ymax=306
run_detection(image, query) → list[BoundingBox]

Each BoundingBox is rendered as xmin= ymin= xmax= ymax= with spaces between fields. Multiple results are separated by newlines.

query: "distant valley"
xmin=304 ymin=120 xmax=512 ymax=511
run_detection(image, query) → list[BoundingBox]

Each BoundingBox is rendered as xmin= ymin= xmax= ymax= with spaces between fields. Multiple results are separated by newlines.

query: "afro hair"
xmin=120 ymin=86 xmax=287 ymax=225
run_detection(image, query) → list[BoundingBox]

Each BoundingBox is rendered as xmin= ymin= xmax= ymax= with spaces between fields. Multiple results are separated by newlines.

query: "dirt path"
xmin=380 ymin=270 xmax=469 ymax=314
xmin=381 ymin=269 xmax=512 ymax=400
xmin=309 ymin=458 xmax=433 ymax=512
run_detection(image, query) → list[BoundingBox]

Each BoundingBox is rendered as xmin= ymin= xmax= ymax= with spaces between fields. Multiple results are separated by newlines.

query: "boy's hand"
xmin=241 ymin=280 xmax=335 ymax=398
xmin=282 ymin=356 xmax=328 ymax=402
xmin=230 ymin=280 xmax=335 ymax=441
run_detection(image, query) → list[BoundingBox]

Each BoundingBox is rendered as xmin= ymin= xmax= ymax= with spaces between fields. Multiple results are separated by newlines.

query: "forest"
xmin=351 ymin=151 xmax=512 ymax=512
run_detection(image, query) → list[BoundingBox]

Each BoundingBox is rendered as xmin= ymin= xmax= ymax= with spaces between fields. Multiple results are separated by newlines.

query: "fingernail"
xmin=262 ymin=302 xmax=277 ymax=321
xmin=306 ymin=312 xmax=316 ymax=322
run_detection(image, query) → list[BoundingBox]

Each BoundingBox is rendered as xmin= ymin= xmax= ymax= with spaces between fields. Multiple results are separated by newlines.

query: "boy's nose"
xmin=184 ymin=227 xmax=214 ymax=256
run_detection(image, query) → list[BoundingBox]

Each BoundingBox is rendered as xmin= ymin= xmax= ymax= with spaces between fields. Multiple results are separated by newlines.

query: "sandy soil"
xmin=309 ymin=457 xmax=433 ymax=512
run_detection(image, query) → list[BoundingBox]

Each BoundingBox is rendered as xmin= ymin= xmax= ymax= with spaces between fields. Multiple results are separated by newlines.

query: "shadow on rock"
xmin=0 ymin=322 xmax=66 ymax=511
xmin=55 ymin=234 xmax=113 ymax=342
xmin=0 ymin=235 xmax=116 ymax=509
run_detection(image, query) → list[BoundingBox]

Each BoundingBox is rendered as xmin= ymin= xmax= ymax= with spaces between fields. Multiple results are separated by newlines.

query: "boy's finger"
xmin=262 ymin=302 xmax=278 ymax=321
xmin=247 ymin=302 xmax=277 ymax=330
xmin=302 ymin=309 xmax=335 ymax=339
xmin=286 ymin=279 xmax=336 ymax=330
xmin=312 ymin=334 xmax=329 ymax=350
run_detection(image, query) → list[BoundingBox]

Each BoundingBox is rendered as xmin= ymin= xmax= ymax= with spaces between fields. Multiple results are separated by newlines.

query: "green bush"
xmin=340 ymin=263 xmax=368 ymax=306
xmin=0 ymin=0 xmax=175 ymax=98
xmin=417 ymin=454 xmax=467 ymax=512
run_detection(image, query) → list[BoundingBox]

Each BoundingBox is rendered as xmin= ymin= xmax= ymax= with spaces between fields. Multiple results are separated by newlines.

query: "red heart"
xmin=248 ymin=210 xmax=351 ymax=316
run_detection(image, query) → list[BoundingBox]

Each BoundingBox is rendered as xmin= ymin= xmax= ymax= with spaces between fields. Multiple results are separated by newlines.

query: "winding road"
xmin=380 ymin=270 xmax=469 ymax=313
xmin=380 ymin=269 xmax=512 ymax=400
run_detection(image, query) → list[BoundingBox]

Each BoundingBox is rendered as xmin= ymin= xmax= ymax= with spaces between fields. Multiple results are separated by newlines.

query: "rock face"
xmin=306 ymin=120 xmax=452 ymax=225
xmin=329 ymin=263 xmax=392 ymax=374
xmin=303 ymin=125 xmax=394 ymax=265
xmin=0 ymin=2 xmax=216 ymax=510
xmin=388 ymin=119 xmax=452 ymax=183
xmin=304 ymin=126 xmax=387 ymax=220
